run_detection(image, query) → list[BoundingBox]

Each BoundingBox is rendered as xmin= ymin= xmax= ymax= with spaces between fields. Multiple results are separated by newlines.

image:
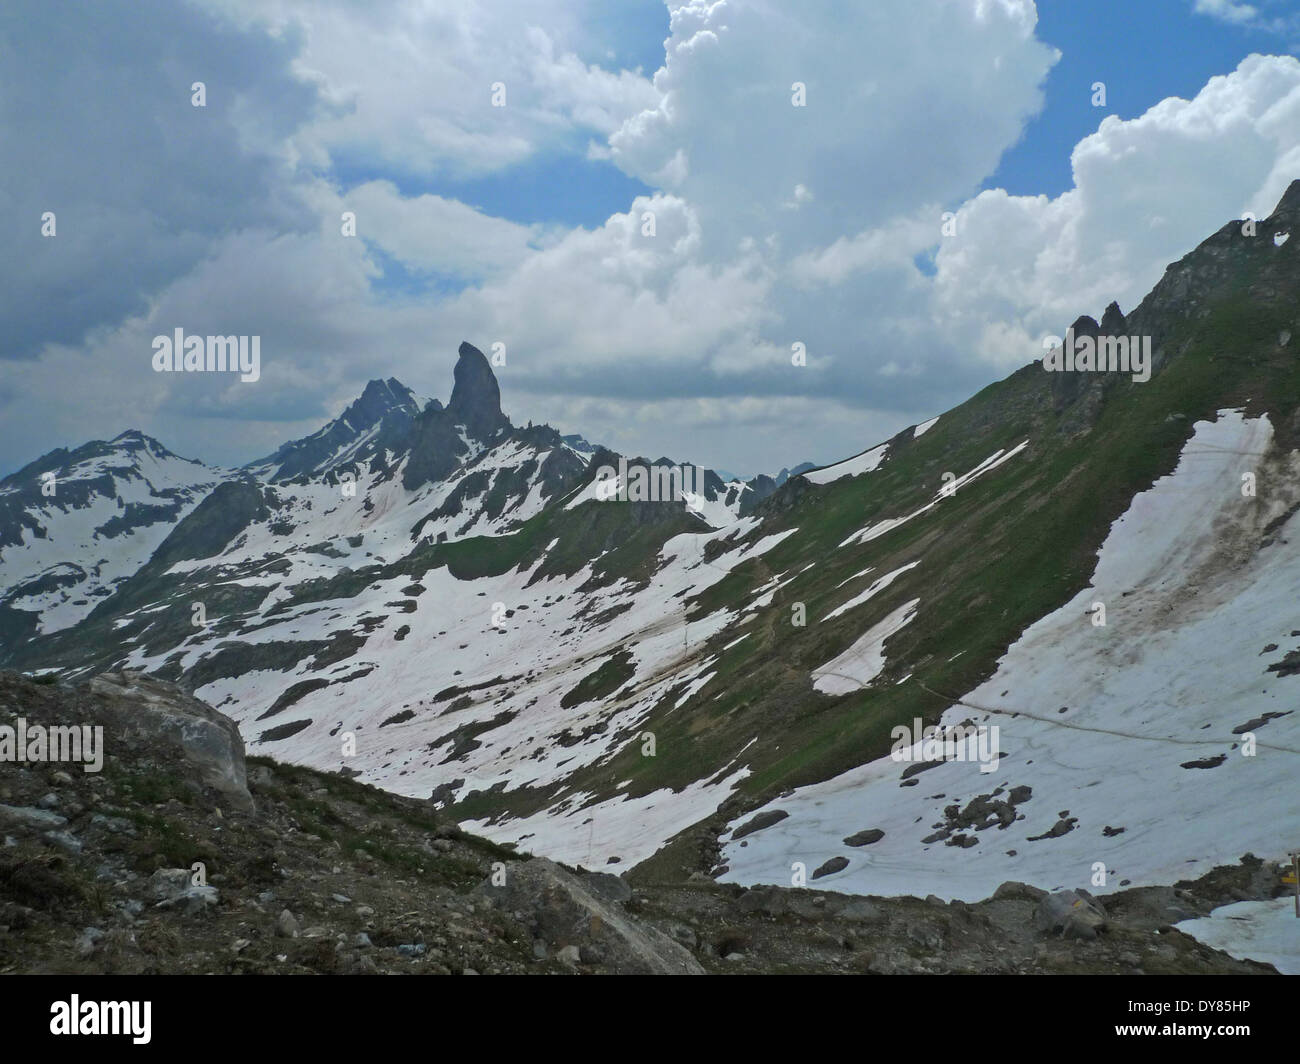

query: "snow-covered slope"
xmin=0 ymin=432 xmax=224 ymax=636
xmin=718 ymin=410 xmax=1300 ymax=900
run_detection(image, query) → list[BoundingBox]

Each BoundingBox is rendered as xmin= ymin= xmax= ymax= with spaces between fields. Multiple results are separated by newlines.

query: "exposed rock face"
xmin=448 ymin=342 xmax=510 ymax=442
xmin=400 ymin=343 xmax=512 ymax=490
xmin=476 ymin=858 xmax=705 ymax=974
xmin=254 ymin=377 xmax=424 ymax=481
xmin=143 ymin=480 xmax=270 ymax=571
xmin=1099 ymin=300 xmax=1127 ymax=335
xmin=351 ymin=377 xmax=423 ymax=426
xmin=85 ymin=670 xmax=254 ymax=812
xmin=1048 ymin=313 xmax=1101 ymax=415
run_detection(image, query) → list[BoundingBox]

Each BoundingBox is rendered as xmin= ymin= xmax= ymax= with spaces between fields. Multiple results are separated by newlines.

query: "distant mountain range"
xmin=0 ymin=340 xmax=807 ymax=645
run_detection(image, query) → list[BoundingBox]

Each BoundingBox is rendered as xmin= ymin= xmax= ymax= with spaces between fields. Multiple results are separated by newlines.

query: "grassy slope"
xmin=453 ymin=234 xmax=1300 ymax=854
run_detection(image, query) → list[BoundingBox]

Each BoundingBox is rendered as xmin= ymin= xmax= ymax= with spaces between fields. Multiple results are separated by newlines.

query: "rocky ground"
xmin=0 ymin=671 xmax=1284 ymax=975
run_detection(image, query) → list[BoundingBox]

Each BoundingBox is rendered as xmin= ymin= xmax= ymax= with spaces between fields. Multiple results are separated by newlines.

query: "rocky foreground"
xmin=0 ymin=671 xmax=1283 ymax=975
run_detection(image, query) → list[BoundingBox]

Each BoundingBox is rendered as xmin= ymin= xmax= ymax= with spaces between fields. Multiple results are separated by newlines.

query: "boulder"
xmin=0 ymin=805 xmax=68 ymax=832
xmin=992 ymin=881 xmax=1048 ymax=902
xmin=811 ymin=856 xmax=849 ymax=879
xmin=833 ymin=898 xmax=887 ymax=925
xmin=731 ymin=809 xmax=789 ymax=840
xmin=580 ymin=871 xmax=632 ymax=905
xmin=843 ymin=828 xmax=884 ymax=847
xmin=86 ymin=671 xmax=254 ymax=813
xmin=1109 ymin=885 xmax=1200 ymax=930
xmin=148 ymin=868 xmax=217 ymax=915
xmin=736 ymin=885 xmax=787 ymax=917
xmin=1034 ymin=888 xmax=1107 ymax=941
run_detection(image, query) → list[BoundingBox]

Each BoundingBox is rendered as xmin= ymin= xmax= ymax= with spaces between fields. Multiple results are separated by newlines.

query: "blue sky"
xmin=992 ymin=0 xmax=1300 ymax=198
xmin=336 ymin=150 xmax=654 ymax=233
xmin=352 ymin=0 xmax=1300 ymax=233
xmin=4 ymin=0 xmax=1300 ymax=476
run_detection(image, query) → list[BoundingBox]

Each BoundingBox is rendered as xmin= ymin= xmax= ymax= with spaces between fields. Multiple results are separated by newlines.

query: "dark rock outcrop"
xmin=86 ymin=670 xmax=255 ymax=812
xmin=402 ymin=342 xmax=512 ymax=490
xmin=448 ymin=342 xmax=511 ymax=442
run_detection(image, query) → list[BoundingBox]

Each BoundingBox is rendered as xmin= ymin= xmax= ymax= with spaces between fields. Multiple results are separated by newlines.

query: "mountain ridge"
xmin=1 ymin=184 xmax=1298 ymax=930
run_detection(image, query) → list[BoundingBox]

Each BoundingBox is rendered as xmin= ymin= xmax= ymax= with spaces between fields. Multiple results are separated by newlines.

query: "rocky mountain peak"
xmin=107 ymin=429 xmax=179 ymax=461
xmin=1068 ymin=313 xmax=1101 ymax=339
xmin=348 ymin=377 xmax=420 ymax=427
xmin=249 ymin=376 xmax=423 ymax=481
xmin=448 ymin=341 xmax=510 ymax=441
xmin=1271 ymin=178 xmax=1300 ymax=220
xmin=1099 ymin=301 xmax=1127 ymax=334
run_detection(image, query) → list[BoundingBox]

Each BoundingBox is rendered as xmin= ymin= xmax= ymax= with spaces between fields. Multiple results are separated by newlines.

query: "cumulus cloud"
xmin=930 ymin=54 xmax=1300 ymax=365
xmin=338 ymin=180 xmax=551 ymax=280
xmin=426 ymin=193 xmax=787 ymax=390
xmin=609 ymin=0 xmax=1058 ymax=254
xmin=195 ymin=0 xmax=659 ymax=179
xmin=10 ymin=2 xmax=1300 ymax=479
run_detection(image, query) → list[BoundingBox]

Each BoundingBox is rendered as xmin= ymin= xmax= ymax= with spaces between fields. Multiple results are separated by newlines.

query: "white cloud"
xmin=436 ymin=193 xmax=783 ymax=381
xmin=195 ymin=0 xmax=660 ymax=178
xmin=339 ymin=180 xmax=550 ymax=279
xmin=930 ymin=54 xmax=1300 ymax=365
xmin=14 ymin=4 xmax=1300 ymax=481
xmin=2 ymin=0 xmax=1063 ymax=475
xmin=788 ymin=212 xmax=937 ymax=287
xmin=609 ymin=0 xmax=1059 ymax=255
xmin=1195 ymin=0 xmax=1259 ymax=25
xmin=1191 ymin=0 xmax=1300 ymax=40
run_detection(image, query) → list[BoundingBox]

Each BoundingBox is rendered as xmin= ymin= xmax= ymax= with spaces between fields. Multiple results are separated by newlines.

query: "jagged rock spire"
xmin=448 ymin=341 xmax=510 ymax=440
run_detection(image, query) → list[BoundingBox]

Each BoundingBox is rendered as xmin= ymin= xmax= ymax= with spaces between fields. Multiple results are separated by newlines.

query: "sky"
xmin=3 ymin=0 xmax=1300 ymax=477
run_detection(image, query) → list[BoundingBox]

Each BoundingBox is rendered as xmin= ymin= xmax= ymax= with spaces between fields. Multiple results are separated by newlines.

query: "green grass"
xmin=560 ymin=650 xmax=635 ymax=709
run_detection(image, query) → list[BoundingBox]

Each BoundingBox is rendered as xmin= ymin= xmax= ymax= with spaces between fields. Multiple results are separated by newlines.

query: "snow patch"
xmin=812 ymin=598 xmax=920 ymax=695
xmin=1177 ymin=898 xmax=1300 ymax=974
xmin=802 ymin=444 xmax=887 ymax=485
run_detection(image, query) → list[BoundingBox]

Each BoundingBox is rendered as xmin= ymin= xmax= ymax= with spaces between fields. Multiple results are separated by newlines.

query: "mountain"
xmin=248 ymin=377 xmax=426 ymax=482
xmin=2 ymin=184 xmax=1299 ymax=950
xmin=0 ymin=431 xmax=224 ymax=643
